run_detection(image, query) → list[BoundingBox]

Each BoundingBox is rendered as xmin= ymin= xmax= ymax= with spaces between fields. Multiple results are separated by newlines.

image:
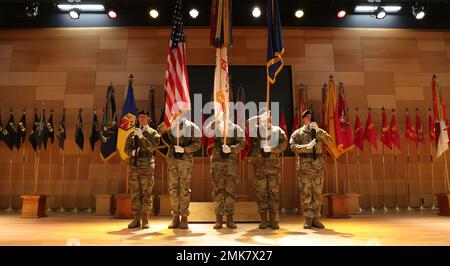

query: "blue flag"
xmin=117 ymin=79 xmax=137 ymax=160
xmin=100 ymin=84 xmax=118 ymax=161
xmin=266 ymin=0 xmax=284 ymax=84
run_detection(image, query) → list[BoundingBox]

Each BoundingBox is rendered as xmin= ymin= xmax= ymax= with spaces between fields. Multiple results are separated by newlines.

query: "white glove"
xmin=306 ymin=139 xmax=316 ymax=150
xmin=133 ymin=128 xmax=144 ymax=139
xmin=310 ymin=122 xmax=319 ymax=131
xmin=222 ymin=144 xmax=231 ymax=154
xmin=263 ymin=144 xmax=271 ymax=153
xmin=174 ymin=145 xmax=184 ymax=153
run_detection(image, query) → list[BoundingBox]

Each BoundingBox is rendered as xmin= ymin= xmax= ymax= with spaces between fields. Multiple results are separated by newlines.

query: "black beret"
xmin=301 ymin=109 xmax=312 ymax=118
xmin=138 ymin=109 xmax=150 ymax=116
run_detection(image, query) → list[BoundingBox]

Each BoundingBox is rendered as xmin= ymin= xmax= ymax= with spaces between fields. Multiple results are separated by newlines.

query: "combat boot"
xmin=168 ymin=216 xmax=180 ymax=229
xmin=259 ymin=212 xmax=268 ymax=229
xmin=269 ymin=212 xmax=279 ymax=229
xmin=141 ymin=213 xmax=150 ymax=229
xmin=179 ymin=216 xmax=188 ymax=229
xmin=213 ymin=215 xmax=223 ymax=229
xmin=128 ymin=213 xmax=141 ymax=229
xmin=303 ymin=217 xmax=312 ymax=229
xmin=312 ymin=218 xmax=325 ymax=229
xmin=226 ymin=214 xmax=237 ymax=229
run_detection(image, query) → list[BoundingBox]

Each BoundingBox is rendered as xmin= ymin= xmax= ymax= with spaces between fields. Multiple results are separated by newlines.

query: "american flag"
xmin=163 ymin=0 xmax=190 ymax=128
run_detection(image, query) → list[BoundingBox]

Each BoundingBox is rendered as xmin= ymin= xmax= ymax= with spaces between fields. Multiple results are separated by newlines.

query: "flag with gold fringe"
xmin=117 ymin=76 xmax=137 ymax=160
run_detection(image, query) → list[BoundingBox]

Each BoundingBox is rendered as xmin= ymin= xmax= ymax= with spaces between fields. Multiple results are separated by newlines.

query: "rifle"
xmin=134 ymin=120 xmax=140 ymax=167
xmin=310 ymin=106 xmax=317 ymax=160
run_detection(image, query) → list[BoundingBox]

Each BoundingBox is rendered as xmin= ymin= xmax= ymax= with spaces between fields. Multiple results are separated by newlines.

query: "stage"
xmin=0 ymin=210 xmax=449 ymax=246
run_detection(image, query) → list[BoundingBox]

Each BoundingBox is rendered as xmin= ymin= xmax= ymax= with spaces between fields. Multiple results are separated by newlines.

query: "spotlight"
xmin=252 ymin=7 xmax=261 ymax=18
xmin=189 ymin=8 xmax=199 ymax=18
xmin=412 ymin=4 xmax=425 ymax=20
xmin=149 ymin=9 xmax=159 ymax=19
xmin=107 ymin=9 xmax=118 ymax=19
xmin=25 ymin=1 xmax=39 ymax=18
xmin=337 ymin=9 xmax=346 ymax=19
xmin=375 ymin=7 xmax=386 ymax=19
xmin=69 ymin=9 xmax=80 ymax=19
xmin=295 ymin=9 xmax=304 ymax=18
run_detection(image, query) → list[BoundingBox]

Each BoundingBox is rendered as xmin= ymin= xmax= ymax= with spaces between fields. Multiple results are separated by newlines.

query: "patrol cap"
xmin=138 ymin=109 xmax=150 ymax=116
xmin=301 ymin=109 xmax=312 ymax=118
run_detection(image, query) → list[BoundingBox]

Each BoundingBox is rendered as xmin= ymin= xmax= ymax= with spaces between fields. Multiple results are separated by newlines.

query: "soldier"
xmin=205 ymin=112 xmax=246 ymax=229
xmin=290 ymin=109 xmax=331 ymax=229
xmin=125 ymin=110 xmax=161 ymax=229
xmin=247 ymin=108 xmax=287 ymax=229
xmin=157 ymin=115 xmax=201 ymax=229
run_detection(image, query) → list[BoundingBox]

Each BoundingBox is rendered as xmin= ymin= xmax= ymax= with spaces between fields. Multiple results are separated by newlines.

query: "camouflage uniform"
xmin=290 ymin=125 xmax=331 ymax=220
xmin=125 ymin=125 xmax=160 ymax=215
xmin=206 ymin=120 xmax=246 ymax=228
xmin=249 ymin=123 xmax=287 ymax=229
xmin=158 ymin=118 xmax=201 ymax=228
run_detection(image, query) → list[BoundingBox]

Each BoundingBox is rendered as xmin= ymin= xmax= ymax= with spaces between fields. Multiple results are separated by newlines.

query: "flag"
xmin=100 ymin=84 xmax=118 ymax=161
xmin=75 ymin=109 xmax=84 ymax=151
xmin=236 ymin=84 xmax=249 ymax=159
xmin=266 ymin=0 xmax=284 ymax=84
xmin=381 ymin=109 xmax=392 ymax=149
xmin=431 ymin=75 xmax=449 ymax=158
xmin=353 ymin=113 xmax=365 ymax=151
xmin=390 ymin=112 xmax=401 ymax=150
xmin=33 ymin=108 xmax=46 ymax=151
xmin=117 ymin=77 xmax=137 ymax=160
xmin=57 ymin=109 xmax=66 ymax=150
xmin=280 ymin=110 xmax=288 ymax=136
xmin=4 ymin=112 xmax=17 ymax=151
xmin=89 ymin=110 xmax=101 ymax=151
xmin=324 ymin=76 xmax=351 ymax=159
xmin=337 ymin=82 xmax=354 ymax=150
xmin=29 ymin=109 xmax=38 ymax=152
xmin=291 ymin=109 xmax=300 ymax=136
xmin=0 ymin=112 xmax=5 ymax=143
xmin=16 ymin=110 xmax=26 ymax=149
xmin=148 ymin=86 xmax=157 ymax=129
xmin=364 ymin=111 xmax=377 ymax=150
xmin=416 ymin=111 xmax=425 ymax=146
xmin=298 ymin=84 xmax=307 ymax=116
xmin=163 ymin=0 xmax=191 ymax=129
xmin=210 ymin=0 xmax=232 ymax=49
xmin=405 ymin=112 xmax=418 ymax=145
xmin=44 ymin=109 xmax=54 ymax=148
xmin=429 ymin=109 xmax=436 ymax=142
xmin=321 ymin=83 xmax=328 ymax=130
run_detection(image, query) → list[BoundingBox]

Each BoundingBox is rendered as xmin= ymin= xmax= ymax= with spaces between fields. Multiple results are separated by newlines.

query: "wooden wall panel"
xmin=0 ymin=27 xmax=450 ymax=211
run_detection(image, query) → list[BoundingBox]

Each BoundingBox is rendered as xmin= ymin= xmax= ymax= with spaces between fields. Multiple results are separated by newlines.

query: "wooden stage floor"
xmin=0 ymin=210 xmax=449 ymax=246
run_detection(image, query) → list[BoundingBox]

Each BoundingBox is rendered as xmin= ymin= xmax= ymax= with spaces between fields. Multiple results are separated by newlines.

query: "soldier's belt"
xmin=299 ymin=153 xmax=321 ymax=158
xmin=136 ymin=151 xmax=152 ymax=157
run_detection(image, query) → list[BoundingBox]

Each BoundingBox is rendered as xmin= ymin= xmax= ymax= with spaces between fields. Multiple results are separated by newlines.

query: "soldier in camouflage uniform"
xmin=290 ymin=109 xmax=331 ymax=229
xmin=125 ymin=110 xmax=161 ymax=229
xmin=247 ymin=109 xmax=287 ymax=229
xmin=157 ymin=116 xmax=201 ymax=229
xmin=205 ymin=114 xmax=246 ymax=229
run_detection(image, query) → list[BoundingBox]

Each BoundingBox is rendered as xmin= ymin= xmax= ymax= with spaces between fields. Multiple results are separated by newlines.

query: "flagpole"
xmin=104 ymin=160 xmax=109 ymax=194
xmin=356 ymin=148 xmax=362 ymax=213
xmin=87 ymin=149 xmax=94 ymax=213
xmin=334 ymin=157 xmax=339 ymax=195
xmin=46 ymin=144 xmax=53 ymax=212
xmin=74 ymin=149 xmax=80 ymax=213
xmin=444 ymin=152 xmax=450 ymax=193
xmin=58 ymin=149 xmax=65 ymax=212
xmin=382 ymin=141 xmax=387 ymax=212
xmin=34 ymin=148 xmax=41 ymax=195
xmin=393 ymin=145 xmax=400 ymax=212
xmin=430 ymin=138 xmax=436 ymax=210
xmin=368 ymin=107 xmax=375 ymax=213
xmin=406 ymin=134 xmax=412 ymax=212
xmin=21 ymin=143 xmax=26 ymax=199
xmin=6 ymin=150 xmax=13 ymax=212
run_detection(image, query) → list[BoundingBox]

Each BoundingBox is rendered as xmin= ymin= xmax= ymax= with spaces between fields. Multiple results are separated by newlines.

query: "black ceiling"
xmin=1 ymin=0 xmax=450 ymax=29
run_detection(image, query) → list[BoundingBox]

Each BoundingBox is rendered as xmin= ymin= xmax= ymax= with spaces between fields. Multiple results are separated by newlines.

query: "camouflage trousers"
xmin=211 ymin=160 xmax=238 ymax=216
xmin=128 ymin=166 xmax=155 ymax=214
xmin=167 ymin=158 xmax=193 ymax=217
xmin=252 ymin=158 xmax=281 ymax=214
xmin=298 ymin=156 xmax=325 ymax=219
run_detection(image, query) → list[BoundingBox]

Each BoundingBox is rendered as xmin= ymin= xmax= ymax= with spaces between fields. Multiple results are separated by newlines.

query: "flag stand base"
xmin=345 ymin=193 xmax=361 ymax=215
xmin=94 ymin=194 xmax=115 ymax=216
xmin=327 ymin=194 xmax=350 ymax=219
xmin=115 ymin=194 xmax=133 ymax=219
xmin=436 ymin=193 xmax=450 ymax=216
xmin=20 ymin=194 xmax=48 ymax=218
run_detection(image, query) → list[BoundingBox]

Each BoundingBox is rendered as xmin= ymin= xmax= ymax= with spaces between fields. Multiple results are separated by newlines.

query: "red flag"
xmin=429 ymin=111 xmax=436 ymax=142
xmin=280 ymin=110 xmax=288 ymax=136
xmin=364 ymin=111 xmax=377 ymax=150
xmin=353 ymin=114 xmax=365 ymax=151
xmin=390 ymin=113 xmax=401 ymax=150
xmin=405 ymin=112 xmax=418 ymax=145
xmin=416 ymin=112 xmax=425 ymax=146
xmin=381 ymin=109 xmax=393 ymax=149
xmin=291 ymin=109 xmax=300 ymax=136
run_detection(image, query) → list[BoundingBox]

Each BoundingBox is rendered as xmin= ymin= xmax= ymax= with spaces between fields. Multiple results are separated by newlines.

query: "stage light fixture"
xmin=337 ymin=9 xmax=346 ymax=19
xmin=58 ymin=4 xmax=105 ymax=12
xmin=25 ymin=1 xmax=39 ymax=18
xmin=295 ymin=9 xmax=304 ymax=19
xmin=412 ymin=4 xmax=425 ymax=20
xmin=375 ymin=7 xmax=386 ymax=19
xmin=69 ymin=9 xmax=80 ymax=19
xmin=354 ymin=5 xmax=401 ymax=13
xmin=252 ymin=7 xmax=261 ymax=18
xmin=149 ymin=9 xmax=159 ymax=19
xmin=189 ymin=8 xmax=199 ymax=18
xmin=107 ymin=9 xmax=118 ymax=19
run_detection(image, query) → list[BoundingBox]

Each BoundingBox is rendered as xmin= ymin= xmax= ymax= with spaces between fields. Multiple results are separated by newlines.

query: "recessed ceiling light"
xmin=189 ymin=8 xmax=199 ymax=18
xmin=252 ymin=7 xmax=261 ymax=18
xmin=107 ymin=9 xmax=118 ymax=19
xmin=149 ymin=9 xmax=159 ymax=19
xmin=69 ymin=9 xmax=80 ymax=19
xmin=295 ymin=9 xmax=304 ymax=19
